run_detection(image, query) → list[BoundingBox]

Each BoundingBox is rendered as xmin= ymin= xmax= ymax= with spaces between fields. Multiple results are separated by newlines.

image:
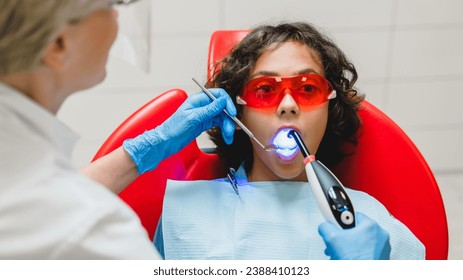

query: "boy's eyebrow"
xmin=249 ymin=68 xmax=320 ymax=79
xmin=297 ymin=69 xmax=319 ymax=75
xmin=249 ymin=71 xmax=279 ymax=79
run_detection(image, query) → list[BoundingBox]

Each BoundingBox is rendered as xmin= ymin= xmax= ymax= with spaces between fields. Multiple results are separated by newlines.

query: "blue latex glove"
xmin=123 ymin=88 xmax=236 ymax=174
xmin=318 ymin=212 xmax=391 ymax=260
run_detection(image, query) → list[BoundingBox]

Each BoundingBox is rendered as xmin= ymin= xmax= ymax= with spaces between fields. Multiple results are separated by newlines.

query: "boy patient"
xmin=154 ymin=22 xmax=425 ymax=260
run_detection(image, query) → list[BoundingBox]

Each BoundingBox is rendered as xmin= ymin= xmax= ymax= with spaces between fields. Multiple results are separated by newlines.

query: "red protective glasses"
xmin=237 ymin=74 xmax=336 ymax=109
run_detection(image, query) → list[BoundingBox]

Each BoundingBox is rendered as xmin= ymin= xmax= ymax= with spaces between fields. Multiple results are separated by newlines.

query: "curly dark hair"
xmin=206 ymin=22 xmax=364 ymax=171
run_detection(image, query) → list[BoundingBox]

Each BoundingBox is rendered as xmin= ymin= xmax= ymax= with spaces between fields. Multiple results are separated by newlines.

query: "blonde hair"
xmin=0 ymin=0 xmax=111 ymax=76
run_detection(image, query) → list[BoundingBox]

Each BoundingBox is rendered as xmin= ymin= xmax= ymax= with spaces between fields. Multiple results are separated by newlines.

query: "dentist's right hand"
xmin=318 ymin=212 xmax=391 ymax=260
xmin=123 ymin=88 xmax=236 ymax=174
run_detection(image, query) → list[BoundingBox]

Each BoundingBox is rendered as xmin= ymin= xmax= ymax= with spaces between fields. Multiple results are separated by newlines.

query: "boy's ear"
xmin=42 ymin=27 xmax=68 ymax=70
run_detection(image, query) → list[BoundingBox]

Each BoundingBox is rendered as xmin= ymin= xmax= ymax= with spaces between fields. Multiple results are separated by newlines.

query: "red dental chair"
xmin=92 ymin=30 xmax=448 ymax=260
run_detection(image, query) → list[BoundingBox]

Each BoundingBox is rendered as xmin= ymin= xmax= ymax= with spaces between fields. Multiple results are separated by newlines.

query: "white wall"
xmin=56 ymin=0 xmax=463 ymax=258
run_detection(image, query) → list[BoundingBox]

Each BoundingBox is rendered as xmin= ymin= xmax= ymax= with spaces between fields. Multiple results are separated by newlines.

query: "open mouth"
xmin=272 ymin=127 xmax=299 ymax=160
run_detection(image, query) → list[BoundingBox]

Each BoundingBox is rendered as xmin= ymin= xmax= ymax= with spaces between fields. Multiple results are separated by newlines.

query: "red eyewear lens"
xmin=237 ymin=74 xmax=336 ymax=109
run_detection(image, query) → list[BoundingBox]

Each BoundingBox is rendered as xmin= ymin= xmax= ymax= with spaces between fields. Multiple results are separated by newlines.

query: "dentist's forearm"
xmin=81 ymin=146 xmax=139 ymax=194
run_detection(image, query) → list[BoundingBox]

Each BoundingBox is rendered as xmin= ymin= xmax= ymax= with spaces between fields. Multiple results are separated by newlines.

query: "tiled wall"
xmin=56 ymin=0 xmax=462 ymax=258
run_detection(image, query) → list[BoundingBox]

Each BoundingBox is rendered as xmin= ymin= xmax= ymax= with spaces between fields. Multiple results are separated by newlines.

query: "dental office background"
xmin=57 ymin=0 xmax=463 ymax=259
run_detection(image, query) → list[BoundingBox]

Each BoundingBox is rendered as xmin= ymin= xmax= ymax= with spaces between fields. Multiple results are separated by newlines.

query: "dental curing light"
xmin=288 ymin=129 xmax=355 ymax=229
xmin=273 ymin=128 xmax=299 ymax=160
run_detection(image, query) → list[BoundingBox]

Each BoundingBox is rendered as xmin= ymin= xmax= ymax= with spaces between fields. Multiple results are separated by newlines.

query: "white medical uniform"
xmin=0 ymin=83 xmax=160 ymax=259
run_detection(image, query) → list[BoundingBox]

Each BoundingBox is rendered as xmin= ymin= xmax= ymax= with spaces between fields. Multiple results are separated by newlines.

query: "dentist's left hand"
xmin=123 ymin=88 xmax=236 ymax=174
xmin=318 ymin=212 xmax=391 ymax=260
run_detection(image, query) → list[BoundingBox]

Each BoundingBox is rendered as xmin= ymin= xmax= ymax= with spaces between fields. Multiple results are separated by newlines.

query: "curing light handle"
xmin=288 ymin=130 xmax=356 ymax=229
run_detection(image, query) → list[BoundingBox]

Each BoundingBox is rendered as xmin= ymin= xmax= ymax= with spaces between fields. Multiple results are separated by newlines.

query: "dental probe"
xmin=192 ymin=78 xmax=276 ymax=151
xmin=288 ymin=129 xmax=355 ymax=229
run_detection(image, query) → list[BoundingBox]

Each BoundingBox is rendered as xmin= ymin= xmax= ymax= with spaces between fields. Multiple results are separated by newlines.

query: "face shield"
xmin=110 ymin=0 xmax=151 ymax=73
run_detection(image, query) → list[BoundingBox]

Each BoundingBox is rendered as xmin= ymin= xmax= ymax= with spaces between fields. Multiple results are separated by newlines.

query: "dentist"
xmin=0 ymin=0 xmax=235 ymax=259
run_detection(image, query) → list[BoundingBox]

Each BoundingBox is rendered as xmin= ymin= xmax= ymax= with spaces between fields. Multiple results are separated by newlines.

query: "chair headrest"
xmin=207 ymin=30 xmax=250 ymax=80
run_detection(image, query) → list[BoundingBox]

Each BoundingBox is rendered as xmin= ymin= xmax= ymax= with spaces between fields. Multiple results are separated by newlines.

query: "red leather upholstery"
xmin=93 ymin=30 xmax=448 ymax=260
xmin=207 ymin=30 xmax=250 ymax=80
